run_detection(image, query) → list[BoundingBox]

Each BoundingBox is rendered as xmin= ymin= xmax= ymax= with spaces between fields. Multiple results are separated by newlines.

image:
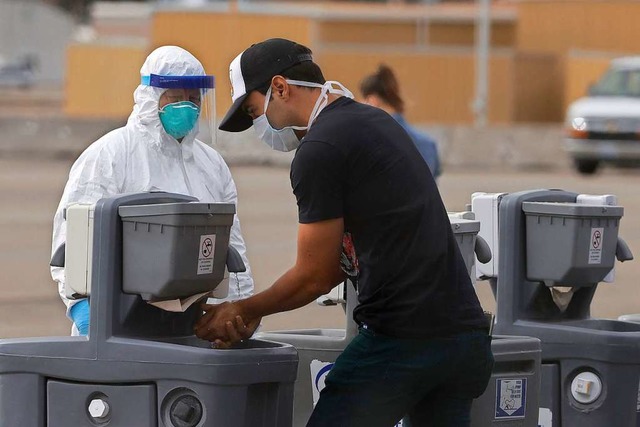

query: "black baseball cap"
xmin=219 ymin=38 xmax=313 ymax=132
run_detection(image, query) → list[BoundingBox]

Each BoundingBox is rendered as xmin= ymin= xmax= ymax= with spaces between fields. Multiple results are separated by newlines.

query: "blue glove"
xmin=70 ymin=299 xmax=90 ymax=336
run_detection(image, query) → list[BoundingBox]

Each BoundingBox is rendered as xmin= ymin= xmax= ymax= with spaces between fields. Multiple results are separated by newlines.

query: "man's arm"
xmin=194 ymin=217 xmax=346 ymax=342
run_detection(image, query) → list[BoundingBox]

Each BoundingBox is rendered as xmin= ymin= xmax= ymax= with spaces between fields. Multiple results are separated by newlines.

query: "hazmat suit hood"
xmin=128 ymin=45 xmax=206 ymax=148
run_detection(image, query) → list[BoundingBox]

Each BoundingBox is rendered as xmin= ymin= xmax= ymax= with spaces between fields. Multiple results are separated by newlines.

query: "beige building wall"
xmin=512 ymin=53 xmax=564 ymax=123
xmin=428 ymin=21 xmax=515 ymax=48
xmin=517 ymin=0 xmax=640 ymax=55
xmin=315 ymin=20 xmax=516 ymax=48
xmin=65 ymin=11 xmax=314 ymax=120
xmin=513 ymin=0 xmax=639 ymax=121
xmin=69 ymin=3 xmax=626 ymax=123
xmin=150 ymin=9 xmax=521 ymax=124
xmin=64 ymin=43 xmax=148 ymax=118
xmin=152 ymin=12 xmax=313 ymax=119
xmin=65 ymin=8 xmax=521 ymax=122
xmin=563 ymin=51 xmax=616 ymax=112
xmin=316 ymin=20 xmax=418 ymax=45
xmin=317 ymin=49 xmax=514 ymax=124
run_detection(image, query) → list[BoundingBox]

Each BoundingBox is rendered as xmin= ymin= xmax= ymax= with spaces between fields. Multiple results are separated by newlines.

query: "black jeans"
xmin=306 ymin=327 xmax=494 ymax=427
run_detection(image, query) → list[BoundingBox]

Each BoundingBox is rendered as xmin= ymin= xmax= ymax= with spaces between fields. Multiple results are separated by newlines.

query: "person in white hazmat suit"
xmin=51 ymin=46 xmax=254 ymax=336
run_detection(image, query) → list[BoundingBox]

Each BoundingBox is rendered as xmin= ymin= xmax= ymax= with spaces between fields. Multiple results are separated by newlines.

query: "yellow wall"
xmin=316 ymin=50 xmax=513 ymax=124
xmin=491 ymin=22 xmax=517 ymax=49
xmin=64 ymin=44 xmax=148 ymax=118
xmin=66 ymin=13 xmax=313 ymax=119
xmin=563 ymin=52 xmax=614 ymax=112
xmin=152 ymin=12 xmax=312 ymax=118
xmin=63 ymin=40 xmax=559 ymax=123
xmin=429 ymin=22 xmax=515 ymax=48
xmin=428 ymin=23 xmax=475 ymax=47
xmin=513 ymin=1 xmax=638 ymax=120
xmin=65 ymin=7 xmax=522 ymax=122
xmin=517 ymin=0 xmax=640 ymax=55
xmin=67 ymin=3 xmax=620 ymax=123
xmin=315 ymin=21 xmax=417 ymax=45
xmin=315 ymin=20 xmax=515 ymax=48
xmin=320 ymin=50 xmax=565 ymax=124
xmin=512 ymin=53 xmax=564 ymax=122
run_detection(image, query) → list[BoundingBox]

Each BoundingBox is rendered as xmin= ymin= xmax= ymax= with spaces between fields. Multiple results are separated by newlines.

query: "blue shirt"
xmin=392 ymin=113 xmax=441 ymax=178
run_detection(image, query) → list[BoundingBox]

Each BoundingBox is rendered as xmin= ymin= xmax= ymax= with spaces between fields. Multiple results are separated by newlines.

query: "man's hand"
xmin=194 ymin=302 xmax=261 ymax=347
xmin=193 ymin=218 xmax=346 ymax=346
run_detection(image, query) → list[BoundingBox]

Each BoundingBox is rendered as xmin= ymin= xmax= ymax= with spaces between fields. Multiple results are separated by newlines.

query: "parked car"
xmin=564 ymin=56 xmax=640 ymax=174
xmin=0 ymin=55 xmax=36 ymax=89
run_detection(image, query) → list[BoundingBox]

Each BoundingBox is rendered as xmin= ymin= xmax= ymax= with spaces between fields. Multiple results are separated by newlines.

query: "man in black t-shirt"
xmin=195 ymin=38 xmax=493 ymax=427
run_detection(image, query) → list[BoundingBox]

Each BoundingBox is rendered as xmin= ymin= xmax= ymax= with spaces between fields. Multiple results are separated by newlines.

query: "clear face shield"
xmin=141 ymin=74 xmax=217 ymax=146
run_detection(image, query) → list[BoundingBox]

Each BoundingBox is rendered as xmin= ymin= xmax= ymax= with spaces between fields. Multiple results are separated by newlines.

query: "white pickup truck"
xmin=564 ymin=56 xmax=640 ymax=174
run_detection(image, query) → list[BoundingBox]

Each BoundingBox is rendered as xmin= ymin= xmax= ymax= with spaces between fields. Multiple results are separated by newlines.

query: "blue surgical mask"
xmin=159 ymin=101 xmax=200 ymax=140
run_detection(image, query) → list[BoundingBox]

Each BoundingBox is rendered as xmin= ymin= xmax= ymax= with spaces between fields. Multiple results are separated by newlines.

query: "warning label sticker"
xmin=588 ymin=227 xmax=604 ymax=265
xmin=495 ymin=378 xmax=527 ymax=419
xmin=197 ymin=234 xmax=216 ymax=275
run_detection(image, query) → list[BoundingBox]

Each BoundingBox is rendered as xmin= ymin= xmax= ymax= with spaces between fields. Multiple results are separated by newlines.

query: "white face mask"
xmin=253 ymin=79 xmax=354 ymax=152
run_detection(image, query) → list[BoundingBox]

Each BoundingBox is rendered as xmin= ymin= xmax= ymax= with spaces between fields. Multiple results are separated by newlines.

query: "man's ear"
xmin=272 ymin=76 xmax=289 ymax=100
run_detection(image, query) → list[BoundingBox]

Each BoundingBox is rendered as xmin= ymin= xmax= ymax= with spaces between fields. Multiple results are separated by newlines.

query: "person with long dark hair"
xmin=361 ymin=64 xmax=441 ymax=180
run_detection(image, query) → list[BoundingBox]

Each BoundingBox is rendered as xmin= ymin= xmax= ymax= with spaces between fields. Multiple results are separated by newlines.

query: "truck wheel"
xmin=575 ymin=159 xmax=599 ymax=175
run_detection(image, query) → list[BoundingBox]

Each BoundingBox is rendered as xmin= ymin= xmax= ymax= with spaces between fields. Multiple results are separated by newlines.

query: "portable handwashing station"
xmin=472 ymin=189 xmax=637 ymax=427
xmin=0 ymin=192 xmax=298 ymax=427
